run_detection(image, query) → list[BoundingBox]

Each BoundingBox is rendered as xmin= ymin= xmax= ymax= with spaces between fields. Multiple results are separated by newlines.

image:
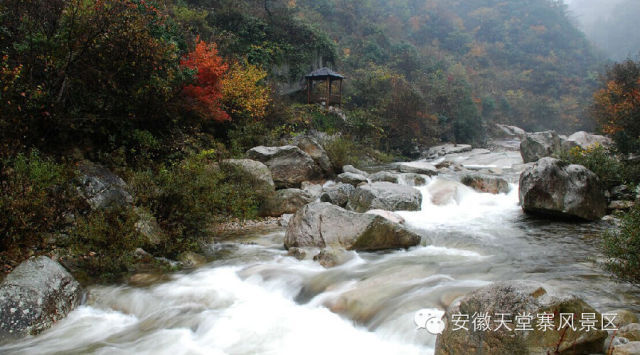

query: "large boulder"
xmin=284 ymin=202 xmax=422 ymax=251
xmin=520 ymin=131 xmax=562 ymax=163
xmin=293 ymin=136 xmax=334 ymax=177
xmin=519 ymin=157 xmax=607 ymax=221
xmin=260 ymin=188 xmax=315 ymax=217
xmin=221 ymin=159 xmax=275 ymax=195
xmin=461 ymin=174 xmax=511 ymax=194
xmin=369 ymin=171 xmax=400 ymax=183
xmin=320 ymin=183 xmax=356 ymax=207
xmin=435 ymin=281 xmax=608 ymax=355
xmin=0 ymin=257 xmax=83 ymax=342
xmin=562 ymin=131 xmax=612 ymax=151
xmin=76 ymin=161 xmax=133 ymax=210
xmin=347 ymin=182 xmax=422 ymax=212
xmin=247 ymin=146 xmax=320 ymax=188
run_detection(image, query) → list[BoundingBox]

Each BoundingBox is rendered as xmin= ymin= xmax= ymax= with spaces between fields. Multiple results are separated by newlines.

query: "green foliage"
xmin=324 ymin=137 xmax=361 ymax=172
xmin=129 ymin=153 xmax=265 ymax=253
xmin=559 ymin=145 xmax=633 ymax=189
xmin=602 ymin=204 xmax=640 ymax=287
xmin=68 ymin=207 xmax=145 ymax=283
xmin=0 ymin=150 xmax=74 ymax=251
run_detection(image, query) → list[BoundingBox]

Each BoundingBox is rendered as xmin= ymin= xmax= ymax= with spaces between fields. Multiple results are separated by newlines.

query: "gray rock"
xmin=609 ymin=200 xmax=635 ymax=211
xmin=347 ymin=182 xmax=422 ymax=212
xmin=247 ymin=146 xmax=320 ymax=188
xmin=520 ymin=131 xmax=562 ymax=163
xmin=460 ymin=174 xmax=511 ymax=194
xmin=287 ymin=247 xmax=308 ymax=260
xmin=496 ymin=124 xmax=526 ymax=138
xmin=611 ymin=185 xmax=636 ymax=201
xmin=301 ymin=181 xmax=323 ymax=199
xmin=279 ymin=214 xmax=294 ymax=227
xmin=336 ymin=172 xmax=368 ymax=186
xmin=261 ymin=188 xmax=315 ymax=217
xmin=342 ymin=165 xmax=368 ymax=176
xmin=365 ymin=209 xmax=406 ymax=224
xmin=604 ymin=336 xmax=630 ymax=354
xmin=519 ymin=157 xmax=607 ymax=221
xmin=564 ymin=131 xmax=612 ymax=150
xmin=395 ymin=162 xmax=438 ymax=176
xmin=76 ymin=161 xmax=133 ymax=210
xmin=435 ymin=281 xmax=608 ymax=355
xmin=613 ymin=341 xmax=640 ymax=355
xmin=177 ymin=252 xmax=207 ymax=268
xmin=284 ymin=202 xmax=422 ymax=251
xmin=221 ymin=159 xmax=275 ymax=194
xmin=294 ymin=136 xmax=334 ymax=177
xmin=134 ymin=207 xmax=167 ymax=246
xmin=0 ymin=257 xmax=83 ymax=342
xmin=610 ymin=310 xmax=640 ymax=328
xmin=320 ymin=183 xmax=355 ymax=207
xmin=369 ymin=171 xmax=400 ymax=183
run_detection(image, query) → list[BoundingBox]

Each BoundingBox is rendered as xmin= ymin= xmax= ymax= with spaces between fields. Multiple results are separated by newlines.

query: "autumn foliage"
xmin=593 ymin=59 xmax=640 ymax=153
xmin=221 ymin=61 xmax=270 ymax=121
xmin=181 ymin=40 xmax=230 ymax=122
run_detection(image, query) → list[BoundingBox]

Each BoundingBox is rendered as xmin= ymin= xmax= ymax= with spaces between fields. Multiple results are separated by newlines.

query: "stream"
xmin=2 ymin=140 xmax=639 ymax=355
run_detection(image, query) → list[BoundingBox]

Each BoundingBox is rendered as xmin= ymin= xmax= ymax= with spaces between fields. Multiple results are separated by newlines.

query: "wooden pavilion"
xmin=305 ymin=67 xmax=345 ymax=106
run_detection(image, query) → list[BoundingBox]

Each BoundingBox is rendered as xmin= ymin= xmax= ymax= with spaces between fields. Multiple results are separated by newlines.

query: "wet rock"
xmin=396 ymin=162 xmax=438 ymax=176
xmin=366 ymin=209 xmax=406 ymax=224
xmin=177 ymin=252 xmax=207 ymax=268
xmin=286 ymin=247 xmax=308 ymax=260
xmin=520 ymin=130 xmax=562 ymax=163
xmin=613 ymin=341 xmax=640 ymax=355
xmin=619 ymin=323 xmax=640 ymax=342
xmin=313 ymin=248 xmax=353 ymax=268
xmin=425 ymin=144 xmax=473 ymax=159
xmin=519 ymin=157 xmax=607 ymax=221
xmin=460 ymin=174 xmax=511 ymax=194
xmin=128 ymin=273 xmax=168 ymax=287
xmin=293 ymin=136 xmax=334 ymax=177
xmin=260 ymin=188 xmax=315 ymax=217
xmin=76 ymin=161 xmax=133 ymax=210
xmin=347 ymin=182 xmax=422 ymax=212
xmin=247 ymin=146 xmax=320 ymax=188
xmin=320 ymin=183 xmax=355 ymax=207
xmin=435 ymin=281 xmax=608 ymax=355
xmin=284 ymin=202 xmax=422 ymax=251
xmin=0 ymin=256 xmax=83 ymax=342
xmin=336 ymin=172 xmax=368 ymax=186
xmin=369 ymin=171 xmax=399 ymax=183
xmin=401 ymin=173 xmax=428 ymax=186
xmin=342 ymin=165 xmax=368 ymax=176
xmin=221 ymin=159 xmax=275 ymax=194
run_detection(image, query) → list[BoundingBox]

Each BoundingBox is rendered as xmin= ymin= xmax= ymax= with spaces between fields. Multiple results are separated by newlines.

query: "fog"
xmin=565 ymin=0 xmax=640 ymax=60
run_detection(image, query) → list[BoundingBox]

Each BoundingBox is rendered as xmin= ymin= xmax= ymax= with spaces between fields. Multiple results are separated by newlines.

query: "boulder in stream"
xmin=347 ymin=182 xmax=422 ymax=212
xmin=260 ymin=188 xmax=315 ymax=217
xmin=460 ymin=174 xmax=511 ymax=194
xmin=293 ymin=136 xmax=334 ymax=177
xmin=519 ymin=157 xmax=607 ymax=221
xmin=320 ymin=183 xmax=355 ymax=207
xmin=435 ymin=281 xmax=608 ymax=355
xmin=336 ymin=172 xmax=368 ymax=186
xmin=0 ymin=256 xmax=83 ymax=342
xmin=284 ymin=202 xmax=422 ymax=251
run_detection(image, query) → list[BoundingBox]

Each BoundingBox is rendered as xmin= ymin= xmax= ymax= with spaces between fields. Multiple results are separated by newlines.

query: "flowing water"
xmin=2 ymin=142 xmax=639 ymax=355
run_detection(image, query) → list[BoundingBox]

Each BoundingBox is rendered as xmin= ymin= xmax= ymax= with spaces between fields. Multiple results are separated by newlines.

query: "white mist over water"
xmin=2 ymin=151 xmax=639 ymax=354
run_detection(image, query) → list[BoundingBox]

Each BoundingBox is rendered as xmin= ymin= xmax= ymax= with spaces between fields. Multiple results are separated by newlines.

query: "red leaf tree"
xmin=181 ymin=39 xmax=230 ymax=122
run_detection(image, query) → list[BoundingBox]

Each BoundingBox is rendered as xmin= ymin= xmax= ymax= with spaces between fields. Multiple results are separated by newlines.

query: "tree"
xmin=181 ymin=39 xmax=230 ymax=122
xmin=592 ymin=59 xmax=640 ymax=153
xmin=221 ymin=60 xmax=270 ymax=121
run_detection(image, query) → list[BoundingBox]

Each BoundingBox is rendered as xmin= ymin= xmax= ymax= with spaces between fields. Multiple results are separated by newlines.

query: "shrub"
xmin=602 ymin=204 xmax=640 ymax=287
xmin=324 ymin=136 xmax=361 ymax=172
xmin=0 ymin=151 xmax=75 ymax=253
xmin=559 ymin=145 xmax=625 ymax=189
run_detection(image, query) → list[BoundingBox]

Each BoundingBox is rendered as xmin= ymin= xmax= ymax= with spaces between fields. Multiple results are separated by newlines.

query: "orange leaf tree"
xmin=181 ymin=39 xmax=230 ymax=122
xmin=593 ymin=59 xmax=640 ymax=153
